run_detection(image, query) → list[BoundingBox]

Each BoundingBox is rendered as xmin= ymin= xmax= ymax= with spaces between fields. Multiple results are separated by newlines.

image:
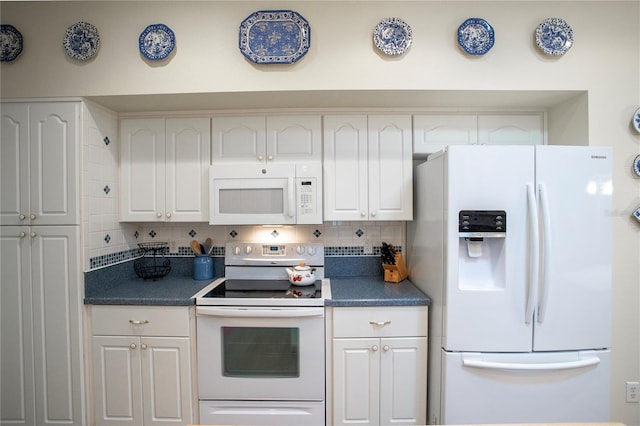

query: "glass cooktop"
xmin=200 ymin=279 xmax=322 ymax=300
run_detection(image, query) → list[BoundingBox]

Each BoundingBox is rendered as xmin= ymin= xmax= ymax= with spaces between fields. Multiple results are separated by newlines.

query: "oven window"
xmin=221 ymin=327 xmax=300 ymax=378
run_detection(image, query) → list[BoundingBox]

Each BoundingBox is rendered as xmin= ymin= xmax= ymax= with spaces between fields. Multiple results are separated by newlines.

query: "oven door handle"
xmin=197 ymin=306 xmax=324 ymax=318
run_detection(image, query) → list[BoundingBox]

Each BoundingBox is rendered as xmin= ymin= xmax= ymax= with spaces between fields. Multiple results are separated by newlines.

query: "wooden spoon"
xmin=191 ymin=240 xmax=202 ymax=254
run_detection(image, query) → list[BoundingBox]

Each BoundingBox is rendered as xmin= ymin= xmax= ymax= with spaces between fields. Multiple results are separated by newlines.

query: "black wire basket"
xmin=134 ymin=242 xmax=171 ymax=280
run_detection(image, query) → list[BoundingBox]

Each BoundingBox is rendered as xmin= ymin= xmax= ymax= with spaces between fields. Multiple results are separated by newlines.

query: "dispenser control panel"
xmin=458 ymin=210 xmax=506 ymax=235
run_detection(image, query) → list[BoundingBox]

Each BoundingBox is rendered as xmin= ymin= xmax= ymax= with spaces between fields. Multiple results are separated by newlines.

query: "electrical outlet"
xmin=626 ymin=381 xmax=639 ymax=403
xmin=363 ymin=239 xmax=373 ymax=255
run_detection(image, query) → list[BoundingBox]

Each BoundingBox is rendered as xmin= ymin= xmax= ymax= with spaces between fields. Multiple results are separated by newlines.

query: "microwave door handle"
xmin=288 ymin=177 xmax=295 ymax=218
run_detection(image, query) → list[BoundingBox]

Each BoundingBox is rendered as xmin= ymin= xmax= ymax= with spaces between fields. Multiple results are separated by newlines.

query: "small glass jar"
xmin=193 ymin=254 xmax=214 ymax=280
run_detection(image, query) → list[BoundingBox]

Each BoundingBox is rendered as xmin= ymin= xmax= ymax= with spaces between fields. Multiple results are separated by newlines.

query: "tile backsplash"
xmin=87 ymin=221 xmax=405 ymax=270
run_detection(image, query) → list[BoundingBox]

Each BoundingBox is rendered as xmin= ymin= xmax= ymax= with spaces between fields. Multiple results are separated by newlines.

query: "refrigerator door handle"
xmin=525 ymin=183 xmax=539 ymax=325
xmin=537 ymin=183 xmax=552 ymax=323
xmin=462 ymin=356 xmax=601 ymax=371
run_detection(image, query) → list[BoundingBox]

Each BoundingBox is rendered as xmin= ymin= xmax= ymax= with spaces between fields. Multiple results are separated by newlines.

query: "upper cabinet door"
xmin=165 ymin=118 xmax=211 ymax=222
xmin=0 ymin=103 xmax=30 ymax=225
xmin=413 ymin=114 xmax=478 ymax=155
xmin=266 ymin=115 xmax=321 ymax=163
xmin=323 ymin=115 xmax=369 ymax=221
xmin=368 ymin=115 xmax=413 ymax=221
xmin=211 ymin=116 xmax=265 ymax=163
xmin=478 ymin=114 xmax=544 ymax=146
xmin=29 ymin=103 xmax=80 ymax=225
xmin=120 ymin=119 xmax=166 ymax=222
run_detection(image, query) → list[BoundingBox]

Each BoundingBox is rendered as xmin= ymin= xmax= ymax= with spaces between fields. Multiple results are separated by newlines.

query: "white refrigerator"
xmin=407 ymin=145 xmax=612 ymax=425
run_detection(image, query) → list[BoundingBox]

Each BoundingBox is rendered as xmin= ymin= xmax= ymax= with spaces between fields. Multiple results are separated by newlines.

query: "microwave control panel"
xmin=296 ymin=177 xmax=321 ymax=224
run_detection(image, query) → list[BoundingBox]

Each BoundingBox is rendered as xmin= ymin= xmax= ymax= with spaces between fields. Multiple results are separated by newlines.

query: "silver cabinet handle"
xmin=19 ymin=231 xmax=26 ymax=238
xmin=166 ymin=212 xmax=171 ymax=218
xmin=258 ymin=155 xmax=264 ymax=161
xmin=140 ymin=343 xmax=148 ymax=350
xmin=156 ymin=212 xmax=162 ymax=218
xmin=19 ymin=214 xmax=26 ymax=220
xmin=371 ymin=345 xmax=379 ymax=352
xmin=371 ymin=211 xmax=377 ymax=217
xmin=129 ymin=319 xmax=149 ymax=325
xmin=29 ymin=231 xmax=36 ymax=238
xmin=369 ymin=320 xmax=391 ymax=326
xmin=129 ymin=343 xmax=137 ymax=349
xmin=30 ymin=213 xmax=36 ymax=220
xmin=361 ymin=211 xmax=366 ymax=217
xmin=267 ymin=155 xmax=273 ymax=161
xmin=383 ymin=345 xmax=390 ymax=351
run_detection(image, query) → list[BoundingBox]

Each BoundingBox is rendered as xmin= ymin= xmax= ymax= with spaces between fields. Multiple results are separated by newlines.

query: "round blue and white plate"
xmin=139 ymin=23 xmax=175 ymax=61
xmin=373 ymin=17 xmax=412 ymax=56
xmin=63 ymin=21 xmax=100 ymax=61
xmin=633 ymin=154 xmax=640 ymax=177
xmin=632 ymin=106 xmax=640 ymax=134
xmin=0 ymin=24 xmax=23 ymax=62
xmin=535 ymin=18 xmax=573 ymax=56
xmin=458 ymin=18 xmax=494 ymax=55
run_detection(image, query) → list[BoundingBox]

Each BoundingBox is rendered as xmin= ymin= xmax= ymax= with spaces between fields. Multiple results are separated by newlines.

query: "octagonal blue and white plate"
xmin=63 ymin=21 xmax=100 ymax=61
xmin=633 ymin=154 xmax=640 ymax=178
xmin=139 ymin=23 xmax=175 ymax=61
xmin=239 ymin=10 xmax=310 ymax=64
xmin=0 ymin=24 xmax=23 ymax=62
xmin=632 ymin=106 xmax=640 ymax=134
xmin=458 ymin=18 xmax=494 ymax=55
xmin=373 ymin=17 xmax=412 ymax=56
xmin=535 ymin=18 xmax=573 ymax=56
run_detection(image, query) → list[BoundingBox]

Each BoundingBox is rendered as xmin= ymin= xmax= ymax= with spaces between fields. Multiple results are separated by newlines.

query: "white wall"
xmin=1 ymin=1 xmax=639 ymax=425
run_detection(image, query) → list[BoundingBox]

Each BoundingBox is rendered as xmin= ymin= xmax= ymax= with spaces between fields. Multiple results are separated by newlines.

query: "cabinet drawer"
xmin=333 ymin=306 xmax=428 ymax=338
xmin=91 ymin=305 xmax=190 ymax=337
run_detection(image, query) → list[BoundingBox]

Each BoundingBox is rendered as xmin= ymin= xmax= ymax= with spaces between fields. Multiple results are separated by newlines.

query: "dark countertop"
xmin=84 ymin=276 xmax=214 ymax=306
xmin=326 ymin=276 xmax=430 ymax=307
xmin=84 ymin=257 xmax=431 ymax=307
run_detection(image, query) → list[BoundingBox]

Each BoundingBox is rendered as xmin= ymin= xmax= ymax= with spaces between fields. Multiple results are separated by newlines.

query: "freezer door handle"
xmin=462 ymin=356 xmax=600 ymax=371
xmin=525 ymin=183 xmax=539 ymax=324
xmin=537 ymin=183 xmax=552 ymax=323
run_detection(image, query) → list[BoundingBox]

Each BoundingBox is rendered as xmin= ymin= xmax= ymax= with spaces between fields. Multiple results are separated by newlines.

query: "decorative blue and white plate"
xmin=139 ymin=23 xmax=175 ymax=61
xmin=633 ymin=206 xmax=640 ymax=223
xmin=633 ymin=154 xmax=640 ymax=177
xmin=0 ymin=25 xmax=23 ymax=62
xmin=632 ymin=106 xmax=640 ymax=134
xmin=535 ymin=18 xmax=573 ymax=56
xmin=373 ymin=17 xmax=412 ymax=56
xmin=63 ymin=21 xmax=100 ymax=61
xmin=239 ymin=10 xmax=310 ymax=64
xmin=458 ymin=18 xmax=494 ymax=55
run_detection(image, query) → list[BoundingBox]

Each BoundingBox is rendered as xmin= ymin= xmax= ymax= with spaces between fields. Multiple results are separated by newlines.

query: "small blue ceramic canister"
xmin=193 ymin=254 xmax=214 ymax=280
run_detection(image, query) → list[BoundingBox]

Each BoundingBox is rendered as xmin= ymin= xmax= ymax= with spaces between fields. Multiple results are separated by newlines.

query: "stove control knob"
xmin=245 ymin=245 xmax=253 ymax=255
xmin=307 ymin=246 xmax=317 ymax=256
xmin=233 ymin=246 xmax=241 ymax=256
xmin=296 ymin=245 xmax=305 ymax=255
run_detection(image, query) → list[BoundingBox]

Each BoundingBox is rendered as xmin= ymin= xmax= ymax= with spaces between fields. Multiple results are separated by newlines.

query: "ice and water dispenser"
xmin=458 ymin=210 xmax=506 ymax=290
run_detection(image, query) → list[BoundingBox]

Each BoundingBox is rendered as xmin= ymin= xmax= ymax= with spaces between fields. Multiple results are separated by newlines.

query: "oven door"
xmin=196 ymin=306 xmax=325 ymax=400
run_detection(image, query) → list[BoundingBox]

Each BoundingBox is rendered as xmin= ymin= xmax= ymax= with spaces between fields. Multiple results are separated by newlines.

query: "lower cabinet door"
xmin=92 ymin=336 xmax=143 ymax=426
xmin=140 ymin=337 xmax=193 ymax=426
xmin=379 ymin=337 xmax=427 ymax=425
xmin=92 ymin=336 xmax=192 ymax=426
xmin=333 ymin=338 xmax=380 ymax=425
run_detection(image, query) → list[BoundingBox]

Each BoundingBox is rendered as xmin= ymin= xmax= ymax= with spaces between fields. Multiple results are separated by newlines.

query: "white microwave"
xmin=209 ymin=163 xmax=322 ymax=225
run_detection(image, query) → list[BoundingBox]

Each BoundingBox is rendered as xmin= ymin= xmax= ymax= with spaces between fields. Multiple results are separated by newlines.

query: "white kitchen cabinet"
xmin=91 ymin=306 xmax=194 ymax=426
xmin=478 ymin=114 xmax=544 ymax=146
xmin=120 ymin=118 xmax=211 ymax=222
xmin=0 ymin=102 xmax=79 ymax=226
xmin=412 ymin=113 xmax=544 ymax=155
xmin=331 ymin=306 xmax=428 ymax=425
xmin=323 ymin=115 xmax=413 ymax=221
xmin=412 ymin=114 xmax=478 ymax=154
xmin=1 ymin=225 xmax=83 ymax=426
xmin=211 ymin=115 xmax=321 ymax=163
